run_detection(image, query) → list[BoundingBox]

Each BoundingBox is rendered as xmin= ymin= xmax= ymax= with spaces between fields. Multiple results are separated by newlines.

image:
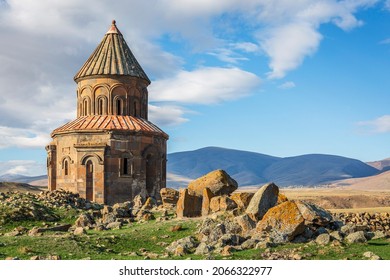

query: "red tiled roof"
xmin=52 ymin=115 xmax=168 ymax=138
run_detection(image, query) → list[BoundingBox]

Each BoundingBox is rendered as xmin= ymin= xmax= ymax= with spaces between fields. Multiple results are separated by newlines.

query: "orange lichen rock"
xmin=188 ymin=170 xmax=238 ymax=197
xmin=277 ymin=193 xmax=288 ymax=204
xmin=230 ymin=192 xmax=254 ymax=209
xmin=160 ymin=188 xmax=179 ymax=208
xmin=256 ymin=201 xmax=305 ymax=243
xmin=201 ymin=187 xmax=214 ymax=216
xmin=176 ymin=189 xmax=202 ymax=218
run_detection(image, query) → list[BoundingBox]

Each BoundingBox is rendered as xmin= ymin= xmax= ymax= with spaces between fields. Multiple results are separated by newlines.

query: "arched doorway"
xmin=86 ymin=160 xmax=94 ymax=201
xmin=145 ymin=154 xmax=156 ymax=195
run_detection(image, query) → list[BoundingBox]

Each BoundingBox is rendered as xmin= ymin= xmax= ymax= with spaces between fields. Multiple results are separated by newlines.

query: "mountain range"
xmin=167 ymin=147 xmax=381 ymax=187
xmin=1 ymin=146 xmax=388 ymax=189
xmin=0 ymin=174 xmax=47 ymax=185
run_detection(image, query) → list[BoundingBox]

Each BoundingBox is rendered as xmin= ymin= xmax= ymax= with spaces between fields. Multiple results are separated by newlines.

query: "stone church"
xmin=46 ymin=21 xmax=168 ymax=205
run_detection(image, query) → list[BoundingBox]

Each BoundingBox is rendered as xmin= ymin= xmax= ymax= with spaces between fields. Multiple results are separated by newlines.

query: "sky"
xmin=0 ymin=0 xmax=389 ymax=176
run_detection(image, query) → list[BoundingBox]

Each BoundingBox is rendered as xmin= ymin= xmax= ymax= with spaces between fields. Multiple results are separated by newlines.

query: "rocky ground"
xmin=1 ymin=169 xmax=390 ymax=260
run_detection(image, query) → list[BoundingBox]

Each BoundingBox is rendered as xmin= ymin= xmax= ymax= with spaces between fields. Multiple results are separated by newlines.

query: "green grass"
xmin=1 ymin=215 xmax=390 ymax=260
xmin=0 ymin=218 xmax=200 ymax=260
xmin=1 ymin=196 xmax=390 ymax=260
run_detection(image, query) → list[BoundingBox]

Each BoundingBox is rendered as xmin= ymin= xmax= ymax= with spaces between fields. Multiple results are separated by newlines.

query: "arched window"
xmin=86 ymin=160 xmax=94 ymax=201
xmin=133 ymin=101 xmax=137 ymax=117
xmin=116 ymin=98 xmax=123 ymax=115
xmin=99 ymin=98 xmax=104 ymax=114
xmin=83 ymin=99 xmax=88 ymax=116
xmin=64 ymin=160 xmax=69 ymax=176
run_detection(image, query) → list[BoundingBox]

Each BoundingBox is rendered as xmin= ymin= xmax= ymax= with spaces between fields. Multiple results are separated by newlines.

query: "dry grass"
xmin=238 ymin=185 xmax=390 ymax=213
xmin=0 ymin=182 xmax=46 ymax=193
xmin=329 ymin=207 xmax=390 ymax=214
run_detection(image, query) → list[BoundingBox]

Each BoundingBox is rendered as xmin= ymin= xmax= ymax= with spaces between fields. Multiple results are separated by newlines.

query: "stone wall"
xmin=76 ymin=76 xmax=149 ymax=119
xmin=47 ymin=129 xmax=167 ymax=205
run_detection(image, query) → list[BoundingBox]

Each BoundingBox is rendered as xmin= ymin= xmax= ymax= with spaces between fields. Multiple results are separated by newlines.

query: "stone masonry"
xmin=46 ymin=21 xmax=168 ymax=204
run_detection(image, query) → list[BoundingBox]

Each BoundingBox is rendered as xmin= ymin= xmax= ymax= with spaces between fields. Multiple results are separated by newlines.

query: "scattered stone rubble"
xmin=1 ymin=169 xmax=390 ymax=260
xmin=163 ymin=170 xmax=390 ymax=259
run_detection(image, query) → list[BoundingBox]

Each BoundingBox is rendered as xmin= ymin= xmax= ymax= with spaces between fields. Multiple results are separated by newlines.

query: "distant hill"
xmin=329 ymin=170 xmax=390 ymax=191
xmin=0 ymin=147 xmax=382 ymax=189
xmin=367 ymin=158 xmax=390 ymax=172
xmin=0 ymin=174 xmax=47 ymax=186
xmin=167 ymin=147 xmax=379 ymax=187
xmin=0 ymin=182 xmax=46 ymax=193
xmin=262 ymin=154 xmax=379 ymax=186
xmin=168 ymin=146 xmax=279 ymax=186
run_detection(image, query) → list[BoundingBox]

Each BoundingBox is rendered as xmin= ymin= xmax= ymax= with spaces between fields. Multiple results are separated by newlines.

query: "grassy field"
xmin=1 ymin=210 xmax=389 ymax=260
xmin=1 ymin=186 xmax=390 ymax=260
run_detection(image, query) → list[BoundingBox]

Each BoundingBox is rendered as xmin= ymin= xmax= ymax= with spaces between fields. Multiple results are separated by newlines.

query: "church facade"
xmin=46 ymin=21 xmax=168 ymax=205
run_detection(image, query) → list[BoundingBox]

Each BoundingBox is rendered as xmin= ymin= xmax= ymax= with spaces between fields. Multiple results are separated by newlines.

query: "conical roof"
xmin=74 ymin=20 xmax=150 ymax=83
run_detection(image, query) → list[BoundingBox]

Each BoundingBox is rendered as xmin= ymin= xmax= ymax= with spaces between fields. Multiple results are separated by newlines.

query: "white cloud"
xmin=385 ymin=0 xmax=390 ymax=10
xmin=0 ymin=0 xmax=381 ymax=151
xmin=231 ymin=42 xmax=261 ymax=53
xmin=253 ymin=0 xmax=377 ymax=79
xmin=260 ymin=22 xmax=322 ymax=79
xmin=278 ymin=81 xmax=296 ymax=89
xmin=379 ymin=38 xmax=390 ymax=45
xmin=207 ymin=48 xmax=249 ymax=64
xmin=0 ymin=126 xmax=50 ymax=149
xmin=0 ymin=160 xmax=46 ymax=176
xmin=149 ymin=105 xmax=189 ymax=127
xmin=149 ymin=67 xmax=261 ymax=104
xmin=358 ymin=115 xmax=390 ymax=133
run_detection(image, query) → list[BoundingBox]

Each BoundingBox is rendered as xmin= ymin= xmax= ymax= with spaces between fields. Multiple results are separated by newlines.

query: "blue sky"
xmin=0 ymin=0 xmax=389 ymax=176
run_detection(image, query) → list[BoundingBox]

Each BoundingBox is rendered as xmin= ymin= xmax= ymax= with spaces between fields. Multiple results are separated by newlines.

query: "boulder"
xmin=315 ymin=233 xmax=331 ymax=245
xmin=277 ymin=193 xmax=288 ymax=204
xmin=73 ymin=227 xmax=86 ymax=235
xmin=220 ymin=245 xmax=234 ymax=256
xmin=141 ymin=197 xmax=157 ymax=210
xmin=234 ymin=214 xmax=256 ymax=233
xmin=241 ymin=239 xmax=259 ymax=250
xmin=47 ymin=224 xmax=72 ymax=232
xmin=194 ymin=242 xmax=213 ymax=255
xmin=363 ymin=251 xmax=381 ymax=260
xmin=346 ymin=231 xmax=367 ymax=243
xmin=330 ymin=231 xmax=343 ymax=241
xmin=245 ymin=183 xmax=279 ymax=221
xmin=197 ymin=218 xmax=241 ymax=244
xmin=217 ymin=234 xmax=245 ymax=247
xmin=166 ymin=236 xmax=199 ymax=254
xmin=176 ymin=189 xmax=202 ymax=218
xmin=74 ymin=213 xmax=94 ymax=228
xmin=201 ymin=187 xmax=214 ymax=216
xmin=160 ymin=188 xmax=179 ymax=208
xmin=102 ymin=212 xmax=116 ymax=224
xmin=256 ymin=201 xmax=305 ymax=243
xmin=295 ymin=200 xmax=333 ymax=226
xmin=209 ymin=196 xmax=237 ymax=213
xmin=230 ymin=192 xmax=254 ymax=209
xmin=112 ymin=202 xmax=132 ymax=218
xmin=340 ymin=224 xmax=356 ymax=236
xmin=209 ymin=196 xmax=221 ymax=213
xmin=133 ymin=194 xmax=145 ymax=209
xmin=188 ymin=170 xmax=238 ymax=197
xmin=106 ymin=221 xmax=122 ymax=230
xmin=220 ymin=196 xmax=238 ymax=211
